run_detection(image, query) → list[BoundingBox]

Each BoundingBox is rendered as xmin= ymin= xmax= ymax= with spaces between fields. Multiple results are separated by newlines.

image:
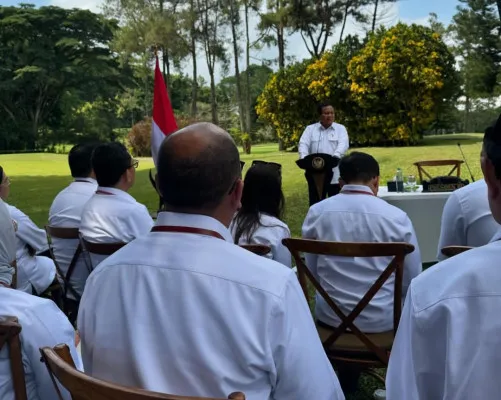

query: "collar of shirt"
xmin=74 ymin=177 xmax=97 ymax=185
xmin=95 ymin=186 xmax=137 ymax=204
xmin=155 ymin=211 xmax=233 ymax=243
xmin=340 ymin=184 xmax=374 ymax=195
xmin=316 ymin=122 xmax=336 ymax=132
xmin=489 ymin=227 xmax=501 ymax=243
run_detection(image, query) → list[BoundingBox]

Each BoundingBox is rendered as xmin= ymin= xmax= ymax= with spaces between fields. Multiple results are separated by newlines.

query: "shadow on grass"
xmin=420 ymin=134 xmax=483 ymax=147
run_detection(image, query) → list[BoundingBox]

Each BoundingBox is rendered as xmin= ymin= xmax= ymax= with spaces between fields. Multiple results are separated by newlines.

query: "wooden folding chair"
xmin=413 ymin=160 xmax=464 ymax=183
xmin=0 ymin=316 xmax=27 ymax=400
xmin=79 ymin=236 xmax=126 ymax=270
xmin=239 ymin=244 xmax=271 ymax=256
xmin=440 ymin=245 xmax=473 ymax=258
xmin=45 ymin=226 xmax=88 ymax=325
xmin=40 ymin=344 xmax=246 ymax=400
xmin=10 ymin=261 xmax=17 ymax=289
xmin=282 ymin=238 xmax=414 ymax=380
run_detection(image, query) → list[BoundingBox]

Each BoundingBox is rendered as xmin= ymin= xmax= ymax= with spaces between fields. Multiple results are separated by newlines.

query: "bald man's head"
xmin=157 ymin=123 xmax=241 ymax=211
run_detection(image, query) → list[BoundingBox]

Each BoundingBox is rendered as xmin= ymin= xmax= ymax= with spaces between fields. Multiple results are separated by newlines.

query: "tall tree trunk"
xmin=371 ymin=0 xmax=379 ymax=32
xmin=244 ymin=1 xmax=252 ymax=136
xmin=190 ymin=0 xmax=198 ymax=118
xmin=496 ymin=0 xmax=501 ymax=23
xmin=339 ymin=3 xmax=349 ymax=43
xmin=208 ymin=66 xmax=218 ymax=125
xmin=229 ymin=0 xmax=246 ymax=134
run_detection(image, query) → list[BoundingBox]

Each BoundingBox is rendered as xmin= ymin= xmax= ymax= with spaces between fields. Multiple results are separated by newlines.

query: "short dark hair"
xmin=317 ymin=102 xmax=334 ymax=115
xmin=157 ymin=126 xmax=241 ymax=211
xmin=339 ymin=152 xmax=380 ymax=183
xmin=68 ymin=143 xmax=98 ymax=178
xmin=92 ymin=142 xmax=132 ymax=187
xmin=232 ymin=163 xmax=285 ymax=243
xmin=483 ymin=117 xmax=501 ymax=179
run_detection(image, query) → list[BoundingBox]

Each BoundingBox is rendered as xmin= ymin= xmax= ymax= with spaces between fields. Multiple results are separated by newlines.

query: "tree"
xmin=259 ymin=0 xmax=292 ymax=69
xmin=0 ymin=5 xmax=122 ymax=150
xmin=369 ymin=0 xmax=398 ymax=32
xmin=339 ymin=0 xmax=369 ymax=43
xmin=196 ymin=0 xmax=228 ymax=124
xmin=348 ymin=23 xmax=460 ymax=143
xmin=288 ymin=0 xmax=343 ymax=58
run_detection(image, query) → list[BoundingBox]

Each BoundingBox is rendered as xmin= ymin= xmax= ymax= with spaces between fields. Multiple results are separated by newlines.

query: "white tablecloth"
xmin=378 ymin=186 xmax=451 ymax=263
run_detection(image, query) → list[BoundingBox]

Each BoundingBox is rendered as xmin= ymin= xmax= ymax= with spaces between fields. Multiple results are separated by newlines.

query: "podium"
xmin=296 ymin=153 xmax=338 ymax=206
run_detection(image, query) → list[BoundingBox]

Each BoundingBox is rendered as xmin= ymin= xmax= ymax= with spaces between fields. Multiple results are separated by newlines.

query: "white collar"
xmin=318 ymin=122 xmax=335 ymax=131
xmin=155 ymin=211 xmax=233 ymax=243
xmin=95 ymin=186 xmax=137 ymax=203
xmin=73 ymin=177 xmax=97 ymax=185
xmin=489 ymin=228 xmax=501 ymax=243
xmin=340 ymin=184 xmax=374 ymax=195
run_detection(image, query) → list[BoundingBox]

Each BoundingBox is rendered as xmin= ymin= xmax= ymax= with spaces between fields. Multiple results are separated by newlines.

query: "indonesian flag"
xmin=151 ymin=56 xmax=178 ymax=166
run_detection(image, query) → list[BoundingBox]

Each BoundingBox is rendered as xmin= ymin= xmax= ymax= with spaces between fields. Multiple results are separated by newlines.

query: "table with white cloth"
xmin=378 ymin=186 xmax=451 ymax=263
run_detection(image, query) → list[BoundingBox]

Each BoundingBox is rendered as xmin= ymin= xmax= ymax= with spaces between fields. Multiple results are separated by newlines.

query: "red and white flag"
xmin=151 ymin=56 xmax=178 ymax=166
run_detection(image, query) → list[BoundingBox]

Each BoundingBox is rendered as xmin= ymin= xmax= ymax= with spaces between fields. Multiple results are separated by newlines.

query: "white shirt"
xmin=229 ymin=213 xmax=292 ymax=268
xmin=302 ymin=184 xmax=422 ymax=333
xmin=0 ymin=287 xmax=82 ymax=400
xmin=386 ymin=238 xmax=501 ymax=400
xmin=78 ymin=211 xmax=344 ymax=400
xmin=48 ymin=178 xmax=98 ymax=298
xmin=437 ymin=179 xmax=499 ymax=260
xmin=6 ymin=204 xmax=55 ymax=294
xmin=298 ymin=122 xmax=350 ymax=183
xmin=79 ymin=186 xmax=153 ymax=267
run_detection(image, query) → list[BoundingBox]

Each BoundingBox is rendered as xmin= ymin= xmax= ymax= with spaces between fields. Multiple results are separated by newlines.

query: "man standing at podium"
xmin=299 ymin=103 xmax=350 ymax=205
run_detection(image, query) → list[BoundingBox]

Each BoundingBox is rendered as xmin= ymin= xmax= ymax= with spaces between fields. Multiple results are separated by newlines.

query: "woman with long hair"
xmin=230 ymin=162 xmax=291 ymax=268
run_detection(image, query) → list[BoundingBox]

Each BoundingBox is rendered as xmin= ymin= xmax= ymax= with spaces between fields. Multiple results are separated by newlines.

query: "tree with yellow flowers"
xmin=348 ymin=23 xmax=459 ymax=144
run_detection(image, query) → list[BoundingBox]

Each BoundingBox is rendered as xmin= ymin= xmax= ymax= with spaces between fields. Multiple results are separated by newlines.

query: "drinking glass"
xmin=407 ymin=175 xmax=416 ymax=190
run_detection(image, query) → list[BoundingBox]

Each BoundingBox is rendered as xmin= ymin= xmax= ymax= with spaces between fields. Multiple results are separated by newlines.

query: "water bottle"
xmin=396 ymin=168 xmax=404 ymax=192
xmin=373 ymin=389 xmax=386 ymax=399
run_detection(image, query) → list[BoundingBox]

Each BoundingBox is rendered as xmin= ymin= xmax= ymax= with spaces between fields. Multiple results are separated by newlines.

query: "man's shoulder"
xmin=410 ymin=242 xmax=501 ymax=313
xmin=0 ymin=288 xmax=60 ymax=319
xmin=333 ymin=122 xmax=347 ymax=131
xmin=91 ymin=236 xmax=294 ymax=298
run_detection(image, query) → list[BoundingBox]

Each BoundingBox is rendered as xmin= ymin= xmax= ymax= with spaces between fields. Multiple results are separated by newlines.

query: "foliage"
xmin=256 ymin=59 xmax=317 ymax=148
xmin=0 ymin=5 xmax=123 ymax=150
xmin=347 ymin=24 xmax=460 ymax=144
xmin=127 ymin=117 xmax=152 ymax=157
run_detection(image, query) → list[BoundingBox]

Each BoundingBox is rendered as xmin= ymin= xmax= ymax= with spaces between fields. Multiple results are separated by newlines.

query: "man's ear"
xmin=339 ymin=179 xmax=346 ymax=188
xmin=231 ymin=179 xmax=244 ymax=210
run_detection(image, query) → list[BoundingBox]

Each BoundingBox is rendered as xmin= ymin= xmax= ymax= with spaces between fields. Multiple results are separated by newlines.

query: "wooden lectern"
xmin=296 ymin=153 xmax=338 ymax=206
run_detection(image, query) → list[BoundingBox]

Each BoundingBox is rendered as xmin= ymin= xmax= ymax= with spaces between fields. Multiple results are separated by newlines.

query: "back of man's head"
xmin=68 ymin=143 xmax=98 ymax=178
xmin=339 ymin=152 xmax=380 ymax=184
xmin=483 ymin=117 xmax=501 ymax=179
xmin=92 ymin=142 xmax=132 ymax=187
xmin=157 ymin=123 xmax=241 ymax=212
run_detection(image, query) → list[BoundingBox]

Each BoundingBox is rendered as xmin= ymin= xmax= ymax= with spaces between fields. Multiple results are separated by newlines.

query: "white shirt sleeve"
xmin=269 ymin=274 xmax=345 ymax=399
xmin=129 ymin=205 xmax=154 ymax=239
xmin=10 ymin=206 xmax=48 ymax=252
xmin=333 ymin=125 xmax=349 ymax=158
xmin=301 ymin=207 xmax=319 ymax=280
xmin=437 ymin=193 xmax=464 ymax=261
xmin=298 ymin=126 xmax=312 ymax=159
xmin=386 ymin=285 xmax=420 ymax=400
xmin=23 ymin=301 xmax=83 ymax=399
xmin=273 ymin=227 xmax=292 ymax=268
xmin=401 ymin=215 xmax=422 ymax=298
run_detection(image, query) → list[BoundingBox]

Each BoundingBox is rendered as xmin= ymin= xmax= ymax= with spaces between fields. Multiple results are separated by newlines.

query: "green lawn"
xmin=0 ymin=134 xmax=484 ymax=399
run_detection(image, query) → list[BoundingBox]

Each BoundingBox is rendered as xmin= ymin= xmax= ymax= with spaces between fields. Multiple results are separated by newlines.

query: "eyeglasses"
xmin=0 ymin=177 xmax=10 ymax=187
xmin=130 ymin=159 xmax=139 ymax=169
xmin=251 ymin=160 xmax=282 ymax=173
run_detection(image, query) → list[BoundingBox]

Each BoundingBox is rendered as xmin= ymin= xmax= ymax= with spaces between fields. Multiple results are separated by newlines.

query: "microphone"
xmin=457 ymin=143 xmax=475 ymax=182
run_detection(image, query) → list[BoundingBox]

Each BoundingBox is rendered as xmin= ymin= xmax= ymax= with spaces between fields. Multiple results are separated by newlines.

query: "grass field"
xmin=0 ymin=134 xmax=484 ymax=399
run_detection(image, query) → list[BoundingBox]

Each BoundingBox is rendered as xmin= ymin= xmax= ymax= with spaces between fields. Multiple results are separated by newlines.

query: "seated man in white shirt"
xmin=298 ymin=103 xmax=350 ymax=205
xmin=79 ymin=142 xmax=153 ymax=267
xmin=0 ymin=198 xmax=82 ymax=400
xmin=437 ymin=178 xmax=499 ymax=260
xmin=49 ymin=143 xmax=99 ymax=323
xmin=78 ymin=123 xmax=344 ymax=400
xmin=386 ymin=115 xmax=501 ymax=399
xmin=302 ymin=151 xmax=422 ymax=392
xmin=0 ymin=166 xmax=56 ymax=295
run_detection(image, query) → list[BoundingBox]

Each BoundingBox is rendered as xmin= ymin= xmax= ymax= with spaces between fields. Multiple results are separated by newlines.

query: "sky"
xmin=0 ymin=0 xmax=462 ymax=81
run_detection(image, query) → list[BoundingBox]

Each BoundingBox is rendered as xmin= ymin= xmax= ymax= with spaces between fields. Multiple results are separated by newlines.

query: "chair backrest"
xmin=440 ymin=245 xmax=473 ymax=258
xmin=282 ymin=238 xmax=414 ymax=364
xmin=413 ymin=159 xmax=464 ymax=182
xmin=40 ymin=345 xmax=246 ymax=400
xmin=79 ymin=237 xmax=126 ymax=256
xmin=239 ymin=244 xmax=271 ymax=256
xmin=10 ymin=261 xmax=17 ymax=289
xmin=0 ymin=316 xmax=27 ymax=400
xmin=44 ymin=226 xmax=84 ymax=301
